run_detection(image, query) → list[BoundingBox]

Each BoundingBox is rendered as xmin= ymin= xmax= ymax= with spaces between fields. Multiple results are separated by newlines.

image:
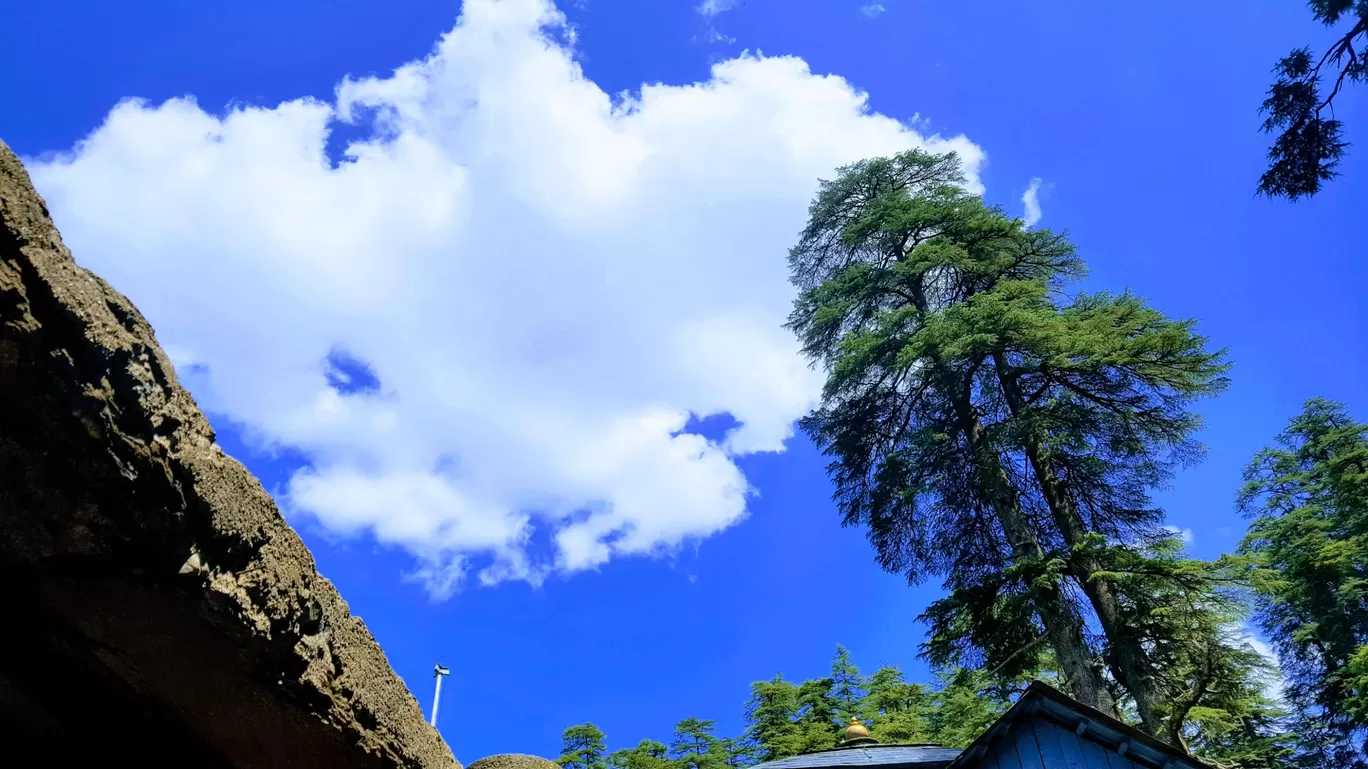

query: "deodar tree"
xmin=560 ymin=723 xmax=611 ymax=769
xmin=1257 ymin=0 xmax=1366 ymax=200
xmin=786 ymin=147 xmax=1240 ymax=742
xmin=1240 ymin=398 xmax=1368 ymax=769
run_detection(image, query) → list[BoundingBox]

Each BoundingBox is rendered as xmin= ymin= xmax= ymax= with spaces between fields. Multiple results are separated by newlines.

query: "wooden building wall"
xmin=968 ymin=713 xmax=1147 ymax=769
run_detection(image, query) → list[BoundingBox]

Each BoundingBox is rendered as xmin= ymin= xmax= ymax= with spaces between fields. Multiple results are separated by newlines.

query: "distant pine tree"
xmin=830 ymin=646 xmax=866 ymax=726
xmin=743 ymin=674 xmax=804 ymax=762
xmin=608 ymin=740 xmax=672 ymax=769
xmin=559 ymin=723 xmax=610 ymax=769
xmin=670 ymin=717 xmax=726 ymax=769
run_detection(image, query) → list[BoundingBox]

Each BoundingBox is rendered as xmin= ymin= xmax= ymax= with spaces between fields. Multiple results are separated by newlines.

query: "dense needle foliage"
xmin=1257 ymin=0 xmax=1366 ymax=199
xmin=786 ymin=147 xmax=1237 ymax=736
xmin=1240 ymin=399 xmax=1368 ymax=767
xmin=556 ymin=647 xmax=1027 ymax=769
xmin=553 ymin=148 xmax=1359 ymax=769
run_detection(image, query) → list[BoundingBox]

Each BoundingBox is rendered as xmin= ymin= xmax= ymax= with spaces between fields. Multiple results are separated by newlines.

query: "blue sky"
xmin=2 ymin=0 xmax=1365 ymax=762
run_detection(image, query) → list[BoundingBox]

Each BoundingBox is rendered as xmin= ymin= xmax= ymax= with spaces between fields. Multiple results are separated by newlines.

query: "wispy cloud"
xmin=1243 ymin=629 xmax=1287 ymax=702
xmin=696 ymin=0 xmax=740 ymax=43
xmin=697 ymin=0 xmax=739 ymax=17
xmin=1163 ymin=524 xmax=1195 ymax=544
xmin=1022 ymin=177 xmax=1044 ymax=227
xmin=859 ymin=3 xmax=886 ymax=18
xmin=696 ymin=26 xmax=736 ymax=44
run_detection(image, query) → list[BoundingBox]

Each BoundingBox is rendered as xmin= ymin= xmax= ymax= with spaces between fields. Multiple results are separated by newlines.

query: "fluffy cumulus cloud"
xmin=28 ymin=0 xmax=983 ymax=598
xmin=859 ymin=4 xmax=887 ymax=18
xmin=1021 ymin=177 xmax=1044 ymax=227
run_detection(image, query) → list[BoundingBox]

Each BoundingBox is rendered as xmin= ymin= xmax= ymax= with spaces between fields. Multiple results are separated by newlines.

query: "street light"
xmin=431 ymin=664 xmax=451 ymax=727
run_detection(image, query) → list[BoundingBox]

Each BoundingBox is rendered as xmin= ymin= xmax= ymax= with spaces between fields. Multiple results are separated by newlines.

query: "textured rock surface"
xmin=0 ymin=139 xmax=459 ymax=768
xmin=468 ymin=754 xmax=562 ymax=769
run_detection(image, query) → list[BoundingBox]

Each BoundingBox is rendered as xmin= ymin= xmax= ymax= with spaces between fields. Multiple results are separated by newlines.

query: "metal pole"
xmin=431 ymin=664 xmax=450 ymax=727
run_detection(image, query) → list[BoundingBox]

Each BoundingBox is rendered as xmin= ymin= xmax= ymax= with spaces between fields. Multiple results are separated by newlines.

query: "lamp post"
xmin=431 ymin=664 xmax=451 ymax=727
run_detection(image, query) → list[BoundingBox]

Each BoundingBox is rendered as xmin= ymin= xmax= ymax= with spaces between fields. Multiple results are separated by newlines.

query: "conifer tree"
xmin=830 ymin=645 xmax=867 ymax=724
xmin=1101 ymin=538 xmax=1293 ymax=765
xmin=922 ymin=669 xmax=1021 ymax=748
xmin=671 ymin=718 xmax=725 ymax=769
xmin=795 ymin=677 xmax=840 ymax=752
xmin=787 ymin=148 xmax=1115 ymax=715
xmin=743 ymin=675 xmax=805 ymax=761
xmin=1239 ymin=398 xmax=1368 ymax=769
xmin=714 ymin=737 xmax=759 ymax=769
xmin=559 ymin=723 xmax=610 ymax=769
xmin=1256 ymin=0 xmax=1365 ymax=199
xmin=861 ymin=665 xmax=932 ymax=743
xmin=608 ymin=741 xmax=673 ymax=769
xmin=787 ymin=147 xmax=1229 ymax=735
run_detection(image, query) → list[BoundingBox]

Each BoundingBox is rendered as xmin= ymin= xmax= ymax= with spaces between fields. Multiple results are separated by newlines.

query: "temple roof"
xmin=751 ymin=744 xmax=962 ymax=769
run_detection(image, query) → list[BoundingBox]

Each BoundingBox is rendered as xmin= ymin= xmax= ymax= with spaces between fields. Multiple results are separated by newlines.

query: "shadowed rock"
xmin=0 ymin=139 xmax=459 ymax=768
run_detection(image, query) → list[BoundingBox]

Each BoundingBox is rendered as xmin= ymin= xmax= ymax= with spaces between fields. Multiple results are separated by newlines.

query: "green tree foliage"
xmin=1257 ymin=1 xmax=1366 ymax=199
xmin=830 ymin=645 xmax=867 ymax=724
xmin=744 ymin=675 xmax=805 ymax=762
xmin=922 ymin=669 xmax=1023 ymax=749
xmin=670 ymin=717 xmax=726 ymax=769
xmin=714 ymin=738 xmax=760 ymax=769
xmin=559 ymin=723 xmax=610 ymax=769
xmin=795 ymin=676 xmax=841 ymax=752
xmin=556 ymin=642 xmax=1298 ymax=767
xmin=608 ymin=741 xmax=672 ymax=769
xmin=1239 ymin=398 xmax=1368 ymax=768
xmin=861 ymin=665 xmax=933 ymax=743
xmin=1098 ymin=537 xmax=1294 ymax=766
xmin=786 ymin=147 xmax=1230 ymax=737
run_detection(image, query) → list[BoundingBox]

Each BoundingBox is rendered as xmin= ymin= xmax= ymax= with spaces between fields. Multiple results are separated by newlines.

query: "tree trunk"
xmin=901 ymin=276 xmax=1113 ymax=715
xmin=946 ymin=377 xmax=1116 ymax=716
xmin=992 ymin=354 xmax=1165 ymax=736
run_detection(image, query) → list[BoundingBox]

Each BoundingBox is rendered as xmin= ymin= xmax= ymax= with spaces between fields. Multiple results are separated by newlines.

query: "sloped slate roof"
xmin=753 ymin=745 xmax=962 ymax=769
xmin=947 ymin=682 xmax=1209 ymax=769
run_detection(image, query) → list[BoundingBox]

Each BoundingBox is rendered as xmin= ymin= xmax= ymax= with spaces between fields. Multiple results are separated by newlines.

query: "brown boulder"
xmin=468 ymin=754 xmax=562 ymax=769
xmin=0 ymin=138 xmax=459 ymax=768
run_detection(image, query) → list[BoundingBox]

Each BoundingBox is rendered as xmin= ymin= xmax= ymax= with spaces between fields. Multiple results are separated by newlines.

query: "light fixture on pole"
xmin=431 ymin=664 xmax=451 ymax=727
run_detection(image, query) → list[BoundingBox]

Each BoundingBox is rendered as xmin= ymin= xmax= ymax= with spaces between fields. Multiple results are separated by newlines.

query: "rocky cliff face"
xmin=0 ymin=139 xmax=459 ymax=768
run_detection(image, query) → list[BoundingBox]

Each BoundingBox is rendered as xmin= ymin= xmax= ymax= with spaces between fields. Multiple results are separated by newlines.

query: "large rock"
xmin=468 ymin=754 xmax=562 ymax=769
xmin=0 ymin=139 xmax=459 ymax=768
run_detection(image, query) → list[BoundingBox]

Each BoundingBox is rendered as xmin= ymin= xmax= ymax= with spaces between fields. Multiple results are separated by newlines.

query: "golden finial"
xmin=842 ymin=717 xmax=874 ymax=745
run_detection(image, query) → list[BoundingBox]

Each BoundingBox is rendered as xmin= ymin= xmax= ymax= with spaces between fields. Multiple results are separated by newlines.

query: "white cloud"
xmin=1021 ymin=177 xmax=1043 ymax=227
xmin=697 ymin=0 xmax=739 ymax=17
xmin=859 ymin=4 xmax=886 ymax=18
xmin=1164 ymin=524 xmax=1195 ymax=544
xmin=697 ymin=26 xmax=736 ymax=44
xmin=27 ymin=0 xmax=983 ymax=598
xmin=1243 ymin=628 xmax=1287 ymax=702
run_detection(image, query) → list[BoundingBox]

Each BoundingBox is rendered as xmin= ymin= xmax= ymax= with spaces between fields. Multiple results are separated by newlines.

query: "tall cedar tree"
xmin=608 ymin=740 xmax=673 ymax=769
xmin=1257 ymin=0 xmax=1366 ymax=199
xmin=744 ymin=675 xmax=805 ymax=761
xmin=830 ymin=645 xmax=867 ymax=724
xmin=861 ymin=665 xmax=933 ymax=743
xmin=559 ymin=723 xmax=611 ymax=769
xmin=796 ymin=677 xmax=841 ymax=752
xmin=1239 ymin=398 xmax=1368 ymax=769
xmin=787 ymin=148 xmax=1229 ymax=737
xmin=1102 ymin=539 xmax=1294 ymax=764
xmin=670 ymin=717 xmax=726 ymax=769
xmin=922 ymin=669 xmax=1023 ymax=749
